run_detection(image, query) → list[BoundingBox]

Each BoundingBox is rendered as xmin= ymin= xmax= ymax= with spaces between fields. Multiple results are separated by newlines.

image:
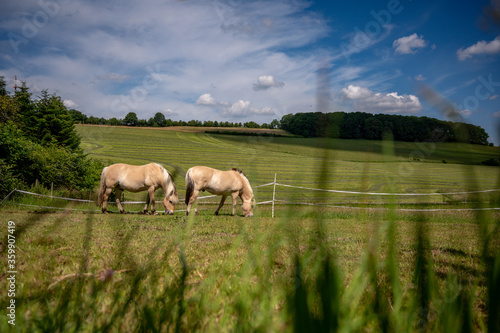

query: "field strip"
xmin=5 ymin=201 xmax=500 ymax=213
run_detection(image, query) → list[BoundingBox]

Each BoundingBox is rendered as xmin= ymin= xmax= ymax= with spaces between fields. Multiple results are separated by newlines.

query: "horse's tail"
xmin=97 ymin=167 xmax=107 ymax=207
xmin=185 ymin=168 xmax=194 ymax=205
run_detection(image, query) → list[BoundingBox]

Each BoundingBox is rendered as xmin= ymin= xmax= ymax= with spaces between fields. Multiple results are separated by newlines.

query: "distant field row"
xmin=76 ymin=125 xmax=500 ymax=205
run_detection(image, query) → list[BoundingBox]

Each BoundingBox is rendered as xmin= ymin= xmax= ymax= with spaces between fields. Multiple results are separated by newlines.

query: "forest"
xmin=279 ymin=111 xmax=490 ymax=145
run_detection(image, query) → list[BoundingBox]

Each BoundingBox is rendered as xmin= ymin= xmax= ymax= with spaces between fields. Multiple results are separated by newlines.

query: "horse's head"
xmin=163 ymin=190 xmax=178 ymax=215
xmin=242 ymin=197 xmax=254 ymax=217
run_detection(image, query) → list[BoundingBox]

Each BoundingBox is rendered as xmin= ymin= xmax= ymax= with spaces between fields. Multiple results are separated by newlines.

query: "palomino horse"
xmin=185 ymin=166 xmax=254 ymax=217
xmin=97 ymin=163 xmax=178 ymax=214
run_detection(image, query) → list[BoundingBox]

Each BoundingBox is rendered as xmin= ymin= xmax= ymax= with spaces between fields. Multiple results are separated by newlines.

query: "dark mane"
xmin=231 ymin=168 xmax=246 ymax=177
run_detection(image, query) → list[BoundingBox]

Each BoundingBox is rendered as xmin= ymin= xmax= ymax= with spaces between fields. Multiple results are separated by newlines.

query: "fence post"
xmin=272 ymin=173 xmax=277 ymax=218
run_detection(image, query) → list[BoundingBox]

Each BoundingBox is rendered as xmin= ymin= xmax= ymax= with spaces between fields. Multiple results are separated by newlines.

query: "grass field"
xmin=75 ymin=124 xmax=500 ymax=208
xmin=1 ymin=125 xmax=500 ymax=332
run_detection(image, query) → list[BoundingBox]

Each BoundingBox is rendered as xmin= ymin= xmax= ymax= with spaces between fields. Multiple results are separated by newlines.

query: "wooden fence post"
xmin=272 ymin=173 xmax=277 ymax=218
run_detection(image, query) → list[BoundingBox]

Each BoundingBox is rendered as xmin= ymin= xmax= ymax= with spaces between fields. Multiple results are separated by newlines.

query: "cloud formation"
xmin=0 ymin=0 xmax=326 ymax=122
xmin=342 ymin=85 xmax=422 ymax=114
xmin=393 ymin=33 xmax=427 ymax=54
xmin=457 ymin=36 xmax=500 ymax=60
xmin=253 ymin=75 xmax=284 ymax=91
xmin=196 ymin=93 xmax=275 ymax=118
xmin=196 ymin=93 xmax=217 ymax=106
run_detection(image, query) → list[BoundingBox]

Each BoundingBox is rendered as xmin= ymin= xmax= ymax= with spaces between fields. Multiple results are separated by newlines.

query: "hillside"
xmin=76 ymin=124 xmax=500 ymax=205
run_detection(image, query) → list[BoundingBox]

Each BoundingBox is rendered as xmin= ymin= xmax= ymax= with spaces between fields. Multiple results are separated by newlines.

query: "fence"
xmin=2 ymin=174 xmax=500 ymax=216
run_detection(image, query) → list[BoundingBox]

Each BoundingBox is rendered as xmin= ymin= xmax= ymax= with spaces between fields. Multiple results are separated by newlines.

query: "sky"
xmin=1 ymin=0 xmax=500 ymax=142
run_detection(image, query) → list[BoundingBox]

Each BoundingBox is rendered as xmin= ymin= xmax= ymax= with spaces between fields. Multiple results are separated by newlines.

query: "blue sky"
xmin=1 ymin=0 xmax=500 ymax=142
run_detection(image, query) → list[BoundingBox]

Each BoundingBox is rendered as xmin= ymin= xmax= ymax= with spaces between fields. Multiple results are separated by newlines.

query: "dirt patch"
xmin=77 ymin=124 xmax=290 ymax=135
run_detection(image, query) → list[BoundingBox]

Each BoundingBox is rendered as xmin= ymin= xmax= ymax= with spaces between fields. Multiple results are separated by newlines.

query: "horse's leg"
xmin=102 ymin=188 xmax=112 ymax=213
xmin=143 ymin=191 xmax=150 ymax=214
xmin=148 ymin=186 xmax=157 ymax=215
xmin=115 ymin=188 xmax=125 ymax=213
xmin=214 ymin=195 xmax=227 ymax=215
xmin=186 ymin=189 xmax=199 ymax=216
xmin=231 ymin=192 xmax=239 ymax=216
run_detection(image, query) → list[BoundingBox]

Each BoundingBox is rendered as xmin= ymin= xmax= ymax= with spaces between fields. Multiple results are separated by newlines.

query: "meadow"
xmin=1 ymin=124 xmax=499 ymax=332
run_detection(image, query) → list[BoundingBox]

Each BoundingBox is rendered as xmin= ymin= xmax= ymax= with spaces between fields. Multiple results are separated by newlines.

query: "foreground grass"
xmin=1 ymin=206 xmax=499 ymax=332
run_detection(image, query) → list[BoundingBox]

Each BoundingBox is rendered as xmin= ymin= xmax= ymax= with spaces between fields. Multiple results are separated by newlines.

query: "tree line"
xmin=279 ymin=112 xmax=490 ymax=145
xmin=70 ymin=109 xmax=281 ymax=130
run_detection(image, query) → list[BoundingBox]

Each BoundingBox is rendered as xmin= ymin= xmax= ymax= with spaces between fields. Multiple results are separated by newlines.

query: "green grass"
xmin=1 ymin=125 xmax=499 ymax=331
xmin=0 ymin=207 xmax=498 ymax=331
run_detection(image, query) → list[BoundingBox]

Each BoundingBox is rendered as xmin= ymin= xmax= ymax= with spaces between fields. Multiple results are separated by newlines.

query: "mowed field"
xmin=77 ymin=124 xmax=500 ymax=208
xmin=1 ymin=124 xmax=499 ymax=332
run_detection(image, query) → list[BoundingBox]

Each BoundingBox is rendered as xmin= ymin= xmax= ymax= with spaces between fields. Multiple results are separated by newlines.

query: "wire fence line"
xmin=2 ymin=178 xmax=500 ymax=215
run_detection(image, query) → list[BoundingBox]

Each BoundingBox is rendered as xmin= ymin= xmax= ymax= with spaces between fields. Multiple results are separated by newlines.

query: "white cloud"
xmin=393 ymin=33 xmax=427 ymax=55
xmin=163 ymin=109 xmax=178 ymax=117
xmin=223 ymin=101 xmax=274 ymax=117
xmin=457 ymin=36 xmax=500 ymax=60
xmin=196 ymin=93 xmax=217 ymax=106
xmin=458 ymin=109 xmax=473 ymax=118
xmin=342 ymin=85 xmax=422 ymax=114
xmin=253 ymin=75 xmax=284 ymax=91
xmin=415 ymin=74 xmax=426 ymax=81
xmin=64 ymin=100 xmax=78 ymax=108
xmin=342 ymin=85 xmax=372 ymax=99
xmin=196 ymin=93 xmax=274 ymax=118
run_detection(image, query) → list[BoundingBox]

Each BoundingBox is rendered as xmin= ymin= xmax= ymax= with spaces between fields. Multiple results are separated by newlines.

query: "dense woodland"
xmin=0 ymin=78 xmax=102 ymax=197
xmin=279 ymin=111 xmax=490 ymax=145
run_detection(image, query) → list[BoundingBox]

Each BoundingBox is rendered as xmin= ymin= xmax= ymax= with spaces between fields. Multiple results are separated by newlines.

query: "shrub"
xmin=481 ymin=158 xmax=500 ymax=166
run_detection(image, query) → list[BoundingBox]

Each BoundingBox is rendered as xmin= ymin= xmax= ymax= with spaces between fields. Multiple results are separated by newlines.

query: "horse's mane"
xmin=231 ymin=168 xmax=246 ymax=177
xmin=231 ymin=168 xmax=253 ymax=195
xmin=156 ymin=163 xmax=177 ymax=192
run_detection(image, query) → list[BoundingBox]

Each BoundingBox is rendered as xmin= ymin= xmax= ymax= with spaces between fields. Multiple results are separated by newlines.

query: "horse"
xmin=185 ymin=166 xmax=254 ymax=217
xmin=97 ymin=163 xmax=178 ymax=215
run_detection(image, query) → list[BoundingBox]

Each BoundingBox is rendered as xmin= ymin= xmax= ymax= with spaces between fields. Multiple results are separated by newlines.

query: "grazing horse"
xmin=97 ymin=163 xmax=178 ymax=214
xmin=185 ymin=166 xmax=254 ymax=217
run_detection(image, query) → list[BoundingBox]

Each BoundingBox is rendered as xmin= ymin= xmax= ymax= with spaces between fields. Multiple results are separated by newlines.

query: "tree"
xmin=68 ymin=109 xmax=88 ymax=123
xmin=35 ymin=90 xmax=81 ymax=151
xmin=153 ymin=112 xmax=167 ymax=127
xmin=244 ymin=121 xmax=260 ymax=128
xmin=124 ymin=112 xmax=138 ymax=126
xmin=0 ymin=76 xmax=7 ymax=96
xmin=14 ymin=82 xmax=37 ymax=139
xmin=364 ymin=117 xmax=382 ymax=140
xmin=270 ymin=119 xmax=280 ymax=129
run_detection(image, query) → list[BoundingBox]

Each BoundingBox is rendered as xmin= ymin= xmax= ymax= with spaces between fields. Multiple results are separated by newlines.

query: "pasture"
xmin=77 ymin=124 xmax=500 ymax=208
xmin=1 ymin=124 xmax=499 ymax=332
